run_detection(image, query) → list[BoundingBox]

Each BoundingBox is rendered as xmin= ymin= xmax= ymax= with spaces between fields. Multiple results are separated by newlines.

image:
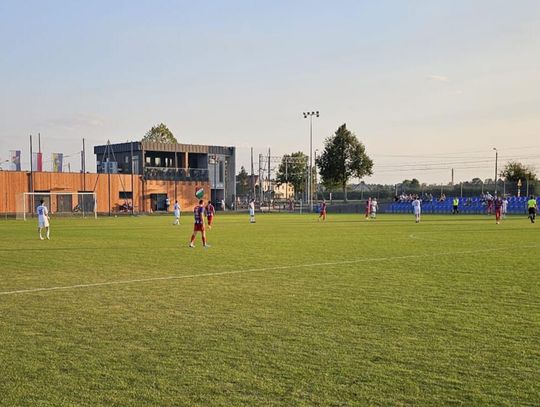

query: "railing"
xmin=144 ymin=167 xmax=209 ymax=181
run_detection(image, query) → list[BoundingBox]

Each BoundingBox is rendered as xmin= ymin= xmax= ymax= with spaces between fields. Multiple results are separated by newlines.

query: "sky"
xmin=1 ymin=0 xmax=540 ymax=184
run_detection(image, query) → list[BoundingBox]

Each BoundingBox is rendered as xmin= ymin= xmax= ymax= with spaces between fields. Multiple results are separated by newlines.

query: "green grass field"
xmin=1 ymin=213 xmax=539 ymax=406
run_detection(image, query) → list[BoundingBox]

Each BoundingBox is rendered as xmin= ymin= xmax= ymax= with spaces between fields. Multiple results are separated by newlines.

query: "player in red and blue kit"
xmin=205 ymin=201 xmax=215 ymax=229
xmin=494 ymin=195 xmax=503 ymax=224
xmin=318 ymin=200 xmax=327 ymax=221
xmin=189 ymin=200 xmax=210 ymax=248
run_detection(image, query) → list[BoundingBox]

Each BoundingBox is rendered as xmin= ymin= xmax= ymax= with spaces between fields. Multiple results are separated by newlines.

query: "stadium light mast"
xmin=493 ymin=147 xmax=498 ymax=195
xmin=303 ymin=111 xmax=319 ymax=212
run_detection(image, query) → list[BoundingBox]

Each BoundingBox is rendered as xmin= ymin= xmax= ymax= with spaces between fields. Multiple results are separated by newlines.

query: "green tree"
xmin=237 ymin=166 xmax=249 ymax=195
xmin=276 ymin=152 xmax=308 ymax=198
xmin=500 ymin=161 xmax=537 ymax=182
xmin=470 ymin=177 xmax=483 ymax=185
xmin=142 ymin=123 xmax=177 ymax=143
xmin=316 ymin=124 xmax=373 ymax=201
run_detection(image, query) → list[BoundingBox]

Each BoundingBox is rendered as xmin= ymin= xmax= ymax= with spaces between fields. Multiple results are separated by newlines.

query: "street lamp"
xmin=493 ymin=148 xmax=498 ymax=195
xmin=303 ymin=111 xmax=319 ymax=212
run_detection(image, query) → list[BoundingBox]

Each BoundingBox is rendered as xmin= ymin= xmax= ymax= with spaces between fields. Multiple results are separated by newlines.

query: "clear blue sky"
xmin=1 ymin=0 xmax=539 ymax=184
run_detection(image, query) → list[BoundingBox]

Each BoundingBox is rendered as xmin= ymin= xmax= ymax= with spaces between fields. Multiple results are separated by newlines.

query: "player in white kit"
xmin=502 ymin=196 xmax=508 ymax=219
xmin=37 ymin=199 xmax=50 ymax=240
xmin=173 ymin=200 xmax=181 ymax=225
xmin=370 ymin=198 xmax=378 ymax=219
xmin=412 ymin=196 xmax=421 ymax=223
xmin=249 ymin=199 xmax=256 ymax=223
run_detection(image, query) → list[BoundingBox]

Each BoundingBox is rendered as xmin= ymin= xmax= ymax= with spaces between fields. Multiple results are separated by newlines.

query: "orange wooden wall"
xmin=0 ymin=171 xmax=210 ymax=214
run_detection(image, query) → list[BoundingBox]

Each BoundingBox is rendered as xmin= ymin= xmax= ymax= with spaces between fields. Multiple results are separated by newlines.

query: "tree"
xmin=142 ymin=123 xmax=177 ymax=143
xmin=470 ymin=177 xmax=483 ymax=185
xmin=275 ymin=152 xmax=308 ymax=198
xmin=237 ymin=166 xmax=249 ymax=195
xmin=402 ymin=178 xmax=420 ymax=188
xmin=500 ymin=161 xmax=537 ymax=182
xmin=316 ymin=124 xmax=373 ymax=201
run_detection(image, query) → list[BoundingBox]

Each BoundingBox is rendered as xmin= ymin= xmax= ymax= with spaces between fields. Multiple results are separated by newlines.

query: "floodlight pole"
xmin=303 ymin=111 xmax=319 ymax=212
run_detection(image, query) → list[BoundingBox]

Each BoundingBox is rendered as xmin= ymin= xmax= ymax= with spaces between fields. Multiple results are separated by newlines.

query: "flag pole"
xmin=29 ymin=134 xmax=34 ymax=215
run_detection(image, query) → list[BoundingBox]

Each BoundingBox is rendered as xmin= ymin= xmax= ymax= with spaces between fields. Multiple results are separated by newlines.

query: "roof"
xmin=94 ymin=141 xmax=235 ymax=155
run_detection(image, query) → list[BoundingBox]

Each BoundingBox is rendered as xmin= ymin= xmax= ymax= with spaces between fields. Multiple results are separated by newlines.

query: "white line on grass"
xmin=1 ymin=244 xmax=539 ymax=296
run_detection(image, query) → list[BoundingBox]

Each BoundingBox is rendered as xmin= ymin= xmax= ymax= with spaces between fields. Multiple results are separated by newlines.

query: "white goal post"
xmin=16 ymin=192 xmax=97 ymax=220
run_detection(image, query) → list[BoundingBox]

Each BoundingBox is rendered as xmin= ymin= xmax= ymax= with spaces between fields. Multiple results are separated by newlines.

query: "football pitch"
xmin=1 ymin=213 xmax=538 ymax=406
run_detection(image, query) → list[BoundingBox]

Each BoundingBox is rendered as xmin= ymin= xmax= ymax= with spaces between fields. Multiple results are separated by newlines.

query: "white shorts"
xmin=414 ymin=209 xmax=421 ymax=215
xmin=174 ymin=210 xmax=180 ymax=218
xmin=249 ymin=209 xmax=255 ymax=216
xmin=39 ymin=218 xmax=49 ymax=228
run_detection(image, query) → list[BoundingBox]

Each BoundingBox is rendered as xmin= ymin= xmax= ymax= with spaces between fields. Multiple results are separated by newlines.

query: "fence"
xmin=316 ymin=180 xmax=539 ymax=202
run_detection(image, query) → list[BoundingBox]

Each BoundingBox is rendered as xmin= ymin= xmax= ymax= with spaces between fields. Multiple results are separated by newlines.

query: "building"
xmin=235 ymin=174 xmax=295 ymax=201
xmin=94 ymin=141 xmax=236 ymax=211
xmin=0 ymin=140 xmax=236 ymax=215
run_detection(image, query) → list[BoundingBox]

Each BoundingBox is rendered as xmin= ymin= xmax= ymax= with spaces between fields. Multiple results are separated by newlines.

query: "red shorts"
xmin=193 ymin=223 xmax=205 ymax=232
xmin=207 ymin=216 xmax=214 ymax=225
xmin=495 ymin=208 xmax=501 ymax=218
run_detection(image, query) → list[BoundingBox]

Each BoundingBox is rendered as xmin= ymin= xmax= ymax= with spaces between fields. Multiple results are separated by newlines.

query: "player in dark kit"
xmin=494 ymin=195 xmax=503 ymax=224
xmin=205 ymin=201 xmax=215 ymax=229
xmin=189 ymin=200 xmax=210 ymax=248
xmin=318 ymin=200 xmax=327 ymax=221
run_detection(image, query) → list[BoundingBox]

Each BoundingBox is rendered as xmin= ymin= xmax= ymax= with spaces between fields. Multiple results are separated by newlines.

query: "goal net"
xmin=16 ymin=192 xmax=97 ymax=220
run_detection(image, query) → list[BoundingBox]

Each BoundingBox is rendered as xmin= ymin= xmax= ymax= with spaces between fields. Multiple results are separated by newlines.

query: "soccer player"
xmin=502 ymin=196 xmax=508 ymax=219
xmin=249 ymin=199 xmax=256 ymax=223
xmin=494 ymin=194 xmax=503 ymax=224
xmin=37 ymin=199 xmax=50 ymax=240
xmin=205 ymin=200 xmax=215 ymax=229
xmin=486 ymin=192 xmax=493 ymax=215
xmin=527 ymin=195 xmax=537 ymax=224
xmin=370 ymin=198 xmax=378 ymax=219
xmin=412 ymin=196 xmax=421 ymax=223
xmin=318 ymin=199 xmax=327 ymax=221
xmin=189 ymin=200 xmax=210 ymax=248
xmin=365 ymin=197 xmax=372 ymax=220
xmin=173 ymin=200 xmax=181 ymax=225
xmin=452 ymin=197 xmax=459 ymax=214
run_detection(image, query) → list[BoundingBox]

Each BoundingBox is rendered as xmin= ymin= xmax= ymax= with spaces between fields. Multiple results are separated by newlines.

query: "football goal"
xmin=16 ymin=192 xmax=97 ymax=220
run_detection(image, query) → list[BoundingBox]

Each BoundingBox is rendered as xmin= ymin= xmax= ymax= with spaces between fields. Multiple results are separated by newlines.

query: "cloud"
xmin=48 ymin=113 xmax=104 ymax=130
xmin=427 ymin=75 xmax=450 ymax=83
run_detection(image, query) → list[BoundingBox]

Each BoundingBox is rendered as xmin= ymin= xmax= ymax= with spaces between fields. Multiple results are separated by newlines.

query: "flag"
xmin=32 ymin=152 xmax=43 ymax=172
xmin=52 ymin=153 xmax=63 ymax=172
xmin=10 ymin=150 xmax=21 ymax=171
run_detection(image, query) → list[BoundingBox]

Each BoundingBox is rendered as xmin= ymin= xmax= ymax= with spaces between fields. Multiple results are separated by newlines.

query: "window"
xmin=219 ymin=161 xmax=224 ymax=183
xmin=119 ymin=191 xmax=133 ymax=199
xmin=155 ymin=157 xmax=161 ymax=166
xmin=145 ymin=157 xmax=151 ymax=165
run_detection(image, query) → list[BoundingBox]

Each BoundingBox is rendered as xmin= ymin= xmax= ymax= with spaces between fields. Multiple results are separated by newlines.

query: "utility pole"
xmin=82 ymin=138 xmax=86 ymax=190
xmin=250 ymin=147 xmax=255 ymax=200
xmin=268 ymin=148 xmax=271 ymax=203
xmin=258 ymin=153 xmax=263 ymax=203
xmin=131 ymin=141 xmax=135 ymax=214
xmin=303 ymin=111 xmax=319 ymax=212
xmin=493 ymin=148 xmax=498 ymax=195
xmin=29 ymin=134 xmax=34 ymax=215
xmin=285 ymin=158 xmax=288 ymax=201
